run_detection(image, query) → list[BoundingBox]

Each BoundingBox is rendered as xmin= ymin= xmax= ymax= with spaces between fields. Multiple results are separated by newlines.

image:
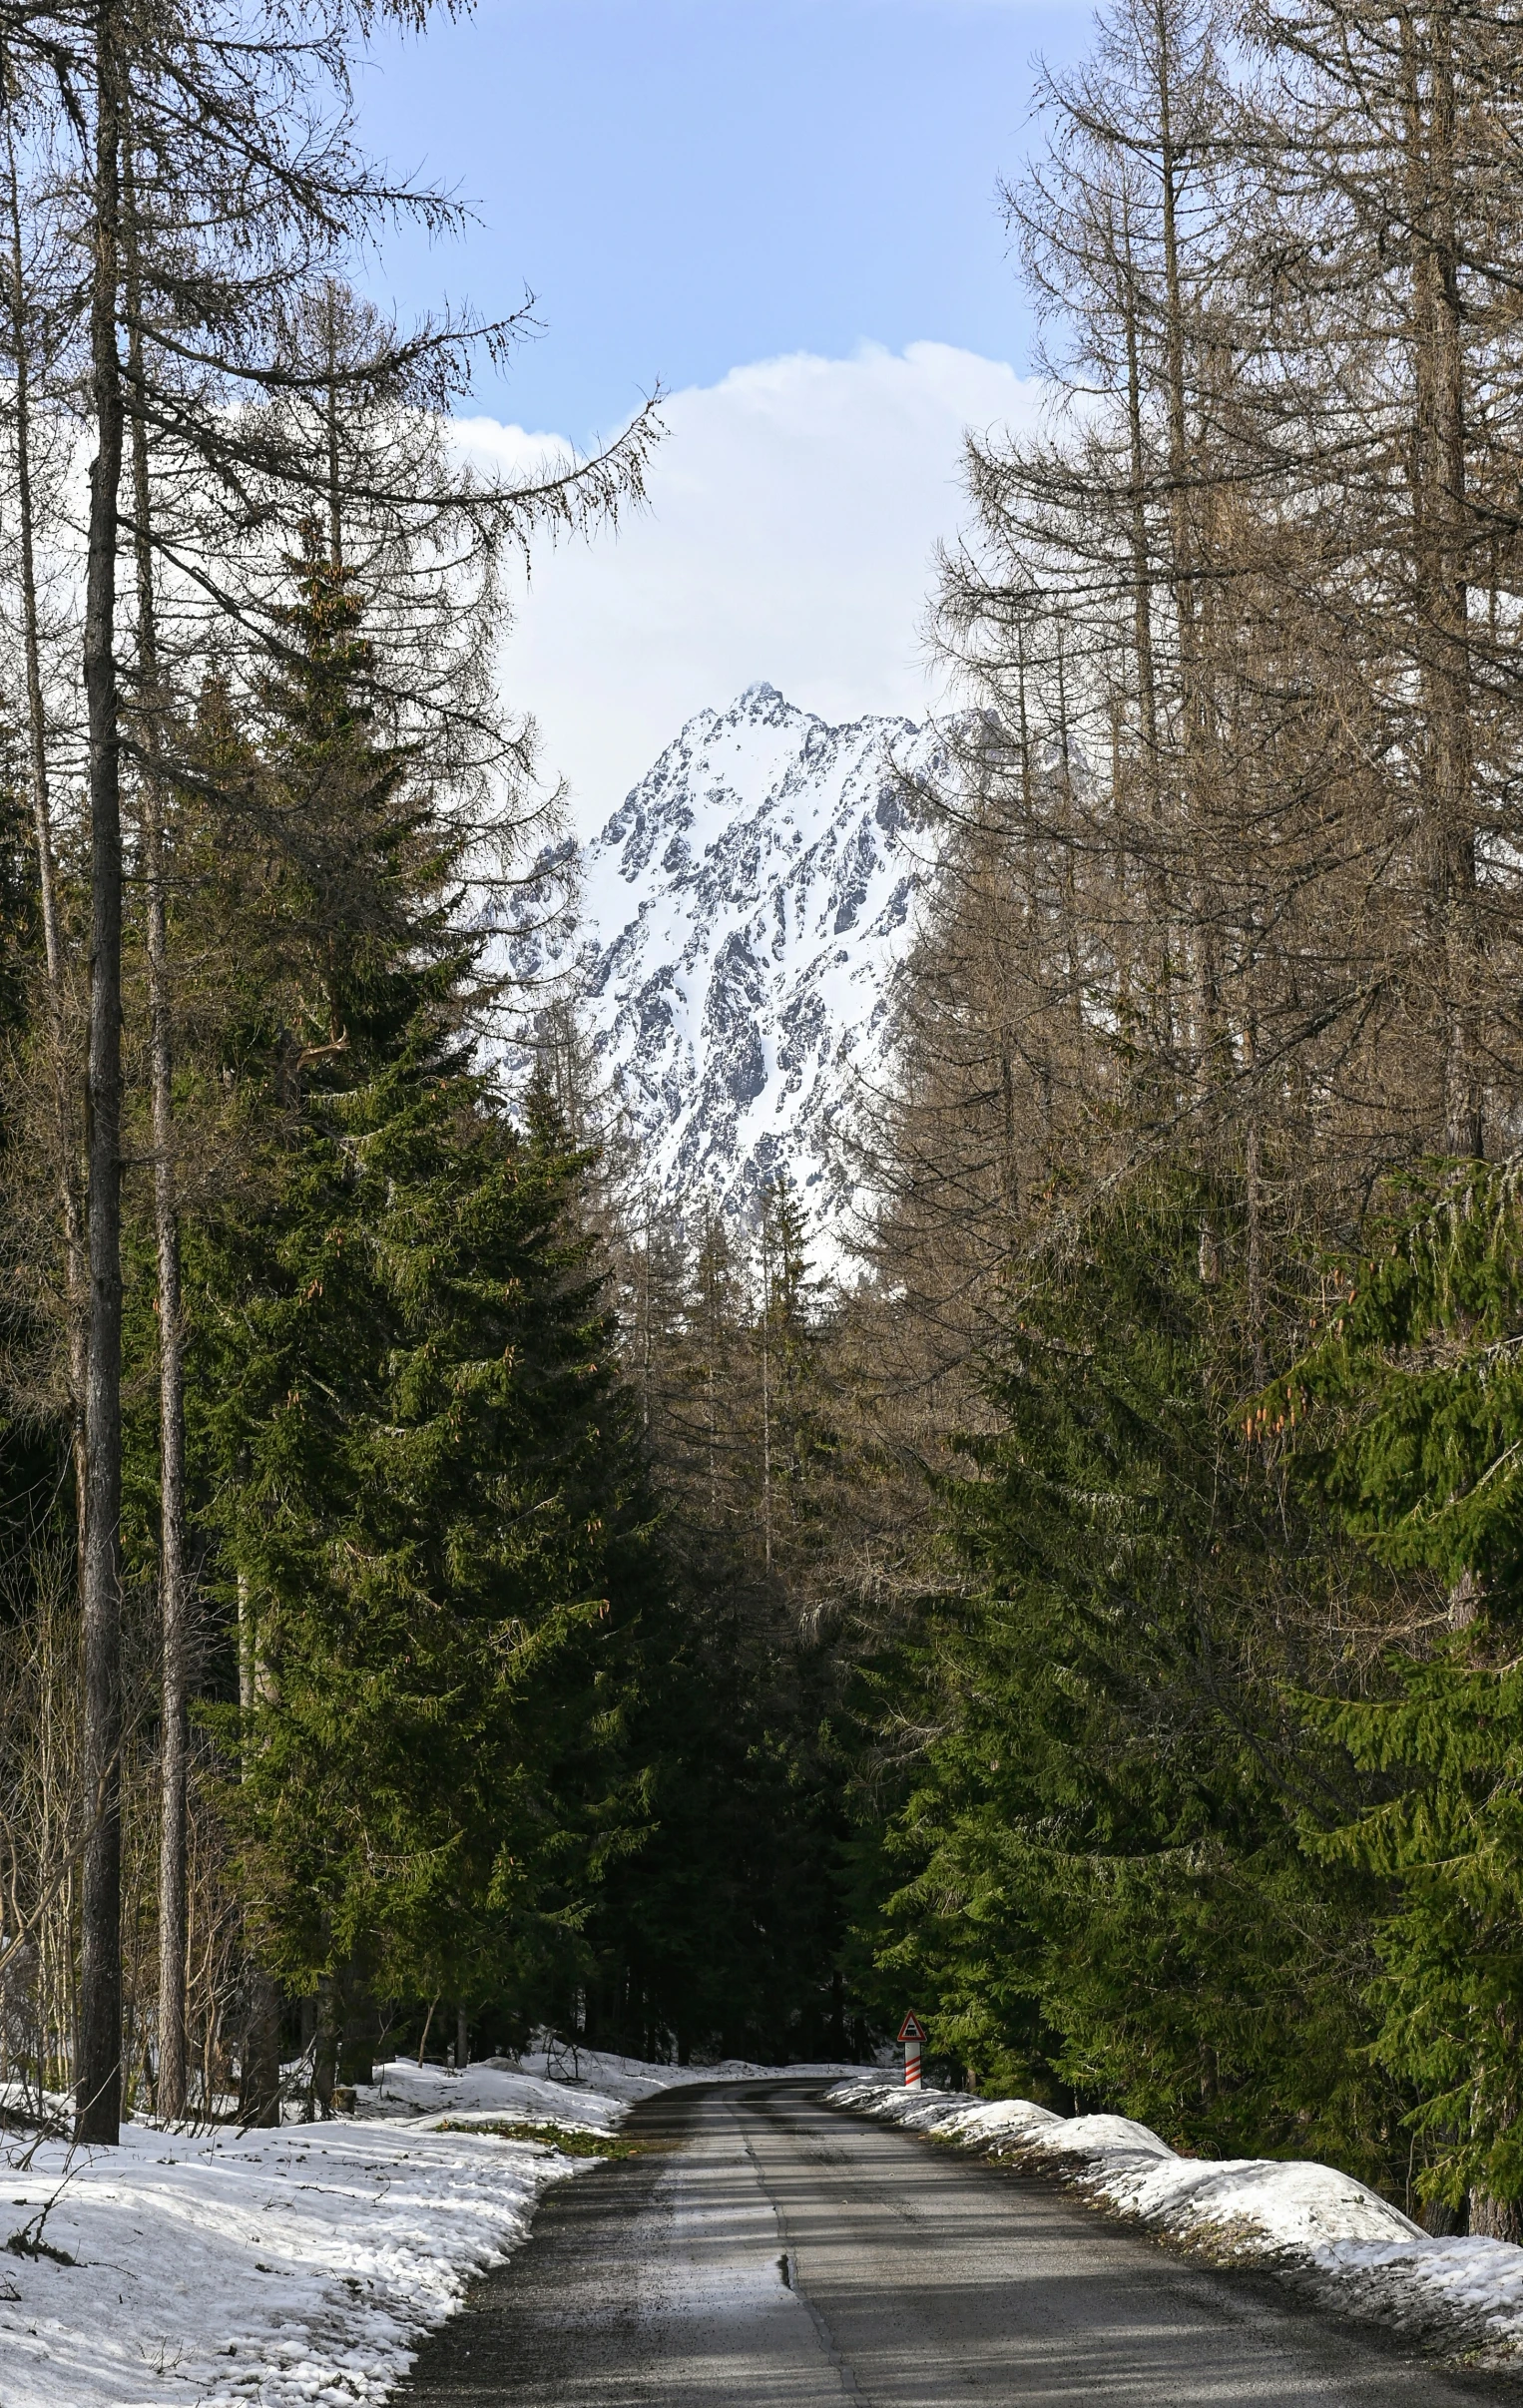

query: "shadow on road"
xmin=391 ymin=2080 xmax=1523 ymax=2407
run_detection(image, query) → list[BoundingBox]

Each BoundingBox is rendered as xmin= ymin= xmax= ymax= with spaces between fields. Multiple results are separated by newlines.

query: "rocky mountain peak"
xmin=546 ymin=687 xmax=945 ymax=1237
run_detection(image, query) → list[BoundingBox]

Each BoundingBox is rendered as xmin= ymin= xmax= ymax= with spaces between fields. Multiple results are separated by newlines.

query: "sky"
xmin=353 ymin=0 xmax=1087 ymax=818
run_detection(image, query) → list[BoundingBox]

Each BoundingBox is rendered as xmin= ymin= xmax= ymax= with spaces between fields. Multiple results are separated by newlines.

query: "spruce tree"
xmin=1284 ymin=1163 xmax=1523 ymax=2231
xmin=184 ymin=548 xmax=661 ymax=2070
xmin=864 ymin=1171 xmax=1408 ymax=2172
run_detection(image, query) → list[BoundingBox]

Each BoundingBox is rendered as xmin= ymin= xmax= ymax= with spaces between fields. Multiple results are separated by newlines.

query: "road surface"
xmin=392 ymin=2079 xmax=1517 ymax=2405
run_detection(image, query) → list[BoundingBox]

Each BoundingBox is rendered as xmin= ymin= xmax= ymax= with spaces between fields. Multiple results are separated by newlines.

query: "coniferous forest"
xmin=5 ymin=0 xmax=1523 ymax=2265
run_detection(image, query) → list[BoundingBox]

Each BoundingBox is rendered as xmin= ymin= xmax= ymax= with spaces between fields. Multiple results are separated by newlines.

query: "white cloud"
xmin=455 ymin=342 xmax=1046 ymax=833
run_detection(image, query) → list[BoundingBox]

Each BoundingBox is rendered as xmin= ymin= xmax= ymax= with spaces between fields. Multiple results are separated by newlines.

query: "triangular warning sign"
xmin=897 ymin=2012 xmax=927 ymax=2045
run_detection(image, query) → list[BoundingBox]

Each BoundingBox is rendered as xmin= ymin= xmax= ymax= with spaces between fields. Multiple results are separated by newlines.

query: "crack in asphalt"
xmin=738 ymin=2111 xmax=865 ymax=2400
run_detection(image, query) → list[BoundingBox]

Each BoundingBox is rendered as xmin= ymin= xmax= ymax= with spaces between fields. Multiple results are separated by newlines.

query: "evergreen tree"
xmin=576 ymin=1182 xmax=862 ymax=2063
xmin=863 ymin=1172 xmax=1410 ymax=2177
xmin=181 ymin=548 xmax=663 ymax=2069
xmin=1283 ymin=1163 xmax=1523 ymax=2230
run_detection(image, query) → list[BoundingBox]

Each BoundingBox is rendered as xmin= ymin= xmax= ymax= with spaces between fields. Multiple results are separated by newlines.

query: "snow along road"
xmin=389 ymin=2080 xmax=1518 ymax=2405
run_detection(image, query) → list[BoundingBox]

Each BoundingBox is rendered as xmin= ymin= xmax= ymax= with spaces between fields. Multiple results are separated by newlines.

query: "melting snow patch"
xmin=0 ymin=2050 xmax=868 ymax=2406
xmin=826 ymin=2079 xmax=1523 ymax=2366
xmin=0 ymin=2111 xmax=563 ymax=2408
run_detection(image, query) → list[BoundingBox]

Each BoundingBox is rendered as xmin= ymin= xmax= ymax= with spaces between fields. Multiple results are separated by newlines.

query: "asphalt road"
xmin=391 ymin=2080 xmax=1519 ymax=2406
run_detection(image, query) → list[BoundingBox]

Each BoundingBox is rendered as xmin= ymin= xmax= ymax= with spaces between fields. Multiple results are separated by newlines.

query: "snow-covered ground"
xmin=828 ymin=2078 xmax=1523 ymax=2369
xmin=0 ymin=2050 xmax=864 ymax=2408
xmin=371 ymin=2043 xmax=865 ymax=2131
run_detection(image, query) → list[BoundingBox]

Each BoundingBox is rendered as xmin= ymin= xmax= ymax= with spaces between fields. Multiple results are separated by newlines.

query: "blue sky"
xmin=357 ymin=0 xmax=1081 ymax=438
xmin=353 ymin=0 xmax=1084 ymax=814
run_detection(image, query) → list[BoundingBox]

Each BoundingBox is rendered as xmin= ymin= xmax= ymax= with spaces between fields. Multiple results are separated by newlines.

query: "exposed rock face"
xmin=551 ymin=683 xmax=943 ymax=1229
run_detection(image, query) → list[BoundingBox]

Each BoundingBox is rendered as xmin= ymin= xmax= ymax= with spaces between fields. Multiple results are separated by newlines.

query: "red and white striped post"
xmin=897 ymin=2011 xmax=926 ymax=2089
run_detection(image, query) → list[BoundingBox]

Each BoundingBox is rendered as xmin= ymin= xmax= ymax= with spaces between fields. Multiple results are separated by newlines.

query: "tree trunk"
xmin=313 ymin=1975 xmax=338 ymax=2118
xmin=240 ymin=1969 xmax=281 ymax=2129
xmin=1401 ymin=4 xmax=1481 ymax=1159
xmin=4 ymin=121 xmax=89 ymax=1565
xmin=1145 ymin=13 xmax=1219 ymax=1105
xmin=237 ymin=1573 xmax=280 ymax=2127
xmin=760 ymin=1221 xmax=772 ymax=1575
xmin=1246 ymin=1110 xmax=1267 ymax=1384
xmin=1119 ymin=214 xmax=1172 ymax=1062
xmin=337 ymin=1968 xmax=377 ymax=2088
xmin=1468 ymin=2189 xmax=1523 ymax=2243
xmin=126 ymin=172 xmax=191 ymax=2130
xmin=1450 ymin=1569 xmax=1481 ymax=1631
xmin=77 ymin=2 xmax=126 ymax=2151
xmin=151 ymin=1092 xmax=190 ymax=2123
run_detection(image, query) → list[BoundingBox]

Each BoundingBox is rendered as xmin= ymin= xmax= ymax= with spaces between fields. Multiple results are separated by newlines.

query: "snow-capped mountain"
xmin=552 ymin=683 xmax=944 ymax=1232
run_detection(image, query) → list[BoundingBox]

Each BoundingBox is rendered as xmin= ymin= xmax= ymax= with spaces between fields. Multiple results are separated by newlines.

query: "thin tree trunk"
xmin=1246 ymin=1108 xmax=1267 ymax=1383
xmin=999 ymin=1039 xmax=1019 ymax=1222
xmin=237 ymin=1572 xmax=280 ymax=2127
xmin=1401 ymin=3 xmax=1480 ymax=1158
xmin=125 ymin=183 xmax=191 ymax=2127
xmin=4 ymin=115 xmax=89 ymax=1581
xmin=641 ymin=1206 xmax=652 ymax=1434
xmin=149 ymin=901 xmax=189 ymax=2126
xmin=760 ymin=1220 xmax=772 ymax=1576
xmin=77 ymin=0 xmax=126 ymax=2151
xmin=324 ymin=281 xmax=342 ymax=568
xmin=1152 ymin=1 xmax=1220 ymax=1096
xmin=416 ymin=1994 xmax=438 ymax=2065
xmin=336 ymin=1968 xmax=376 ymax=2090
xmin=241 ymin=1969 xmax=280 ymax=2128
xmin=1119 ymin=204 xmax=1172 ymax=1062
xmin=312 ymin=1974 xmax=337 ymax=2117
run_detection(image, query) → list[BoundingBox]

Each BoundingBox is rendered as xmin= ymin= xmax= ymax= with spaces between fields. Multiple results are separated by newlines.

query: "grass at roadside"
xmin=433 ymin=2118 xmax=670 ymax=2160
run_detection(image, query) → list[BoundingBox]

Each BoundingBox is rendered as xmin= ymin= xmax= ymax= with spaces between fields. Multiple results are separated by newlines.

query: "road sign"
xmin=898 ymin=2010 xmax=926 ymax=2089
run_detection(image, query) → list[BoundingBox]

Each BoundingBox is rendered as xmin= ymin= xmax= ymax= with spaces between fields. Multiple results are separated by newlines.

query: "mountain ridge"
xmin=544 ymin=682 xmax=945 ymax=1234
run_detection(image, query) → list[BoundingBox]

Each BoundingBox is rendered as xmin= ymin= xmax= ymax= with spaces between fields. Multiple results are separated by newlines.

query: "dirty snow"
xmin=828 ymin=2077 xmax=1523 ymax=2365
xmin=0 ymin=2049 xmax=864 ymax=2408
xmin=377 ymin=2045 xmax=864 ymax=2132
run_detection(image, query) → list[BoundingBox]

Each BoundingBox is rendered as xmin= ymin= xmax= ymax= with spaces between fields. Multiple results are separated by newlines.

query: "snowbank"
xmin=0 ymin=2049 xmax=862 ymax=2407
xmin=0 ymin=2110 xmax=560 ymax=2408
xmin=367 ymin=2044 xmax=866 ymax=2131
xmin=827 ymin=2077 xmax=1523 ymax=2365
